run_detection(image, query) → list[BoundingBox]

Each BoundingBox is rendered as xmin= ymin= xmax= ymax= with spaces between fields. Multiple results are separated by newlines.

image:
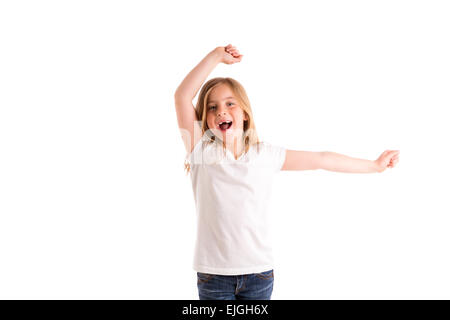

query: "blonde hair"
xmin=184 ymin=77 xmax=261 ymax=174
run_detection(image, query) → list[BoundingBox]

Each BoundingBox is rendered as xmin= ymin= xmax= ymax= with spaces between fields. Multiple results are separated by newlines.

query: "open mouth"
xmin=218 ymin=120 xmax=232 ymax=131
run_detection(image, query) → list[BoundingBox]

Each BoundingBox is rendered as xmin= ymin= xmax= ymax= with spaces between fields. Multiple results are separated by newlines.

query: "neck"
xmin=222 ymin=135 xmax=245 ymax=158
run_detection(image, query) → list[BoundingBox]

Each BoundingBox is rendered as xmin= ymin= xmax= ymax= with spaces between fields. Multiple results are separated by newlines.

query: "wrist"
xmin=373 ymin=160 xmax=382 ymax=173
xmin=210 ymin=47 xmax=222 ymax=64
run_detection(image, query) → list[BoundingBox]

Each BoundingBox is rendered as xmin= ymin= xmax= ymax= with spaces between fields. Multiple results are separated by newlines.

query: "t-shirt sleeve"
xmin=262 ymin=142 xmax=287 ymax=173
xmin=186 ymin=137 xmax=204 ymax=166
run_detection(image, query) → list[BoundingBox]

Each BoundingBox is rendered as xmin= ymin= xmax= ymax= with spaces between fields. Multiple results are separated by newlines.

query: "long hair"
xmin=184 ymin=77 xmax=261 ymax=174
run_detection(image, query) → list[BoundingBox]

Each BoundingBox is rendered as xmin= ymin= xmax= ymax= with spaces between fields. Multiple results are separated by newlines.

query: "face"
xmin=205 ymin=84 xmax=248 ymax=144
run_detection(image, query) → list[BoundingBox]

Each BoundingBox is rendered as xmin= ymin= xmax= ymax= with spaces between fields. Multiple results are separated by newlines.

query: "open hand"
xmin=215 ymin=44 xmax=243 ymax=65
xmin=375 ymin=150 xmax=400 ymax=173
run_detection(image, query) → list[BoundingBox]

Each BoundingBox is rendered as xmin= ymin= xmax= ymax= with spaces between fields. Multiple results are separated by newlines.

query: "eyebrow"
xmin=207 ymin=96 xmax=236 ymax=103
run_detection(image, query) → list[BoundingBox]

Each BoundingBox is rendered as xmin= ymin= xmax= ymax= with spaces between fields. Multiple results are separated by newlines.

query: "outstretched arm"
xmin=281 ymin=149 xmax=400 ymax=173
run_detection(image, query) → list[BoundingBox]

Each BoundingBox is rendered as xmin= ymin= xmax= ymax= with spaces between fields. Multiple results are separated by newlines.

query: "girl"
xmin=174 ymin=44 xmax=400 ymax=300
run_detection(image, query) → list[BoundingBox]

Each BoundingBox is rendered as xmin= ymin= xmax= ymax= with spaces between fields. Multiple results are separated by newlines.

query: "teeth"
xmin=219 ymin=121 xmax=232 ymax=125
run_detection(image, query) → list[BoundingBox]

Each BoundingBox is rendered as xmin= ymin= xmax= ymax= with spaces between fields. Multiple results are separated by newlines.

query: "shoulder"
xmin=187 ymin=137 xmax=220 ymax=165
xmin=247 ymin=141 xmax=286 ymax=172
xmin=253 ymin=141 xmax=286 ymax=166
xmin=257 ymin=141 xmax=286 ymax=154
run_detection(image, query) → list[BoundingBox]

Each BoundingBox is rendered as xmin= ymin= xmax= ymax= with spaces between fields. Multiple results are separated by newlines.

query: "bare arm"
xmin=320 ymin=151 xmax=379 ymax=173
xmin=174 ymin=49 xmax=221 ymax=154
xmin=281 ymin=149 xmax=400 ymax=173
xmin=174 ymin=49 xmax=221 ymax=101
xmin=281 ymin=150 xmax=324 ymax=171
xmin=174 ymin=45 xmax=243 ymax=154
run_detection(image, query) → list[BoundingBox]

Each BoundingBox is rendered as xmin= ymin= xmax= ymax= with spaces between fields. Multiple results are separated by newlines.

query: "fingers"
xmin=384 ymin=149 xmax=400 ymax=155
xmin=388 ymin=153 xmax=400 ymax=168
xmin=225 ymin=44 xmax=237 ymax=52
xmin=228 ymin=49 xmax=241 ymax=56
xmin=384 ymin=150 xmax=400 ymax=160
xmin=225 ymin=45 xmax=242 ymax=57
xmin=381 ymin=149 xmax=400 ymax=169
xmin=391 ymin=151 xmax=400 ymax=162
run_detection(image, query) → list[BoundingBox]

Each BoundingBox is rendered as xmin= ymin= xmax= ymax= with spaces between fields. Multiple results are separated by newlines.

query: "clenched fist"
xmin=375 ymin=150 xmax=400 ymax=173
xmin=214 ymin=44 xmax=243 ymax=65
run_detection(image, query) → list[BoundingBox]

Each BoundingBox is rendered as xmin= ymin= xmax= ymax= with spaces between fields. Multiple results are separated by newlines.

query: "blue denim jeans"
xmin=197 ymin=269 xmax=274 ymax=300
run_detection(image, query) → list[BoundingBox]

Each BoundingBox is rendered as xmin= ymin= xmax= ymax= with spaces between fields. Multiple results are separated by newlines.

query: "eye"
xmin=207 ymin=102 xmax=234 ymax=110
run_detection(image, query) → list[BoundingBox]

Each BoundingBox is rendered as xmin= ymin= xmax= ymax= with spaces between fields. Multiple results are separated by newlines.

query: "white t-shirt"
xmin=187 ymin=135 xmax=286 ymax=275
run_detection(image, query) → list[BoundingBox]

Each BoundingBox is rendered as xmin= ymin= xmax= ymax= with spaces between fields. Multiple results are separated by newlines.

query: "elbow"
xmin=317 ymin=151 xmax=329 ymax=170
xmin=174 ymin=92 xmax=192 ymax=104
xmin=174 ymin=89 xmax=183 ymax=101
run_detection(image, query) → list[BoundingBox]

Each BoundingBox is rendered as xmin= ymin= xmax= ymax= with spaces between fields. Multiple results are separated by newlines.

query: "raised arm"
xmin=281 ymin=149 xmax=400 ymax=173
xmin=174 ymin=45 xmax=243 ymax=154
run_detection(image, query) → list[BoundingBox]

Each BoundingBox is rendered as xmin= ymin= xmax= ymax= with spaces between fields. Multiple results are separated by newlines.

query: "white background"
xmin=1 ymin=0 xmax=449 ymax=299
